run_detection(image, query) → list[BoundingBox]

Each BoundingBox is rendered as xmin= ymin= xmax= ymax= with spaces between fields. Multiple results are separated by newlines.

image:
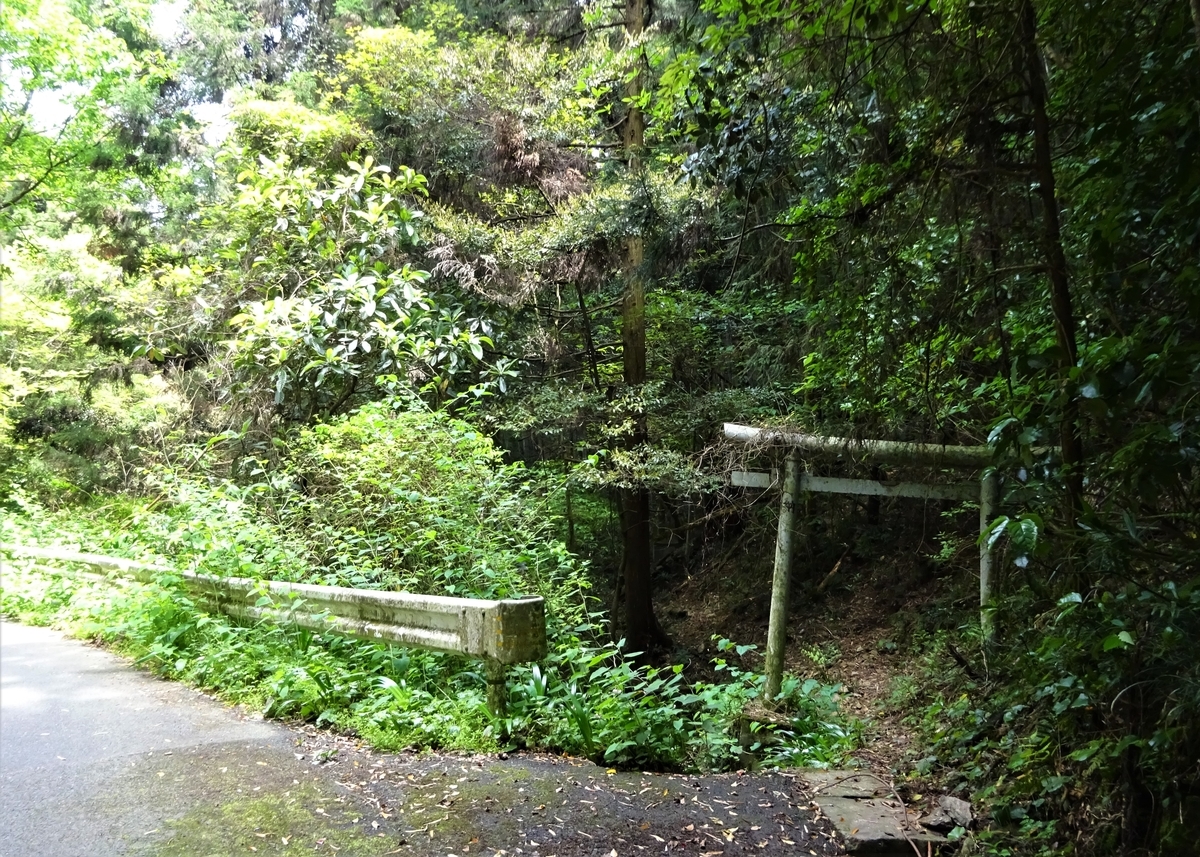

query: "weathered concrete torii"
xmin=723 ymin=423 xmax=1000 ymax=701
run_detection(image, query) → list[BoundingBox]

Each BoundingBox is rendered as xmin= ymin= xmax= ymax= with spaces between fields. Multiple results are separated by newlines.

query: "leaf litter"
xmin=289 ymin=723 xmax=845 ymax=856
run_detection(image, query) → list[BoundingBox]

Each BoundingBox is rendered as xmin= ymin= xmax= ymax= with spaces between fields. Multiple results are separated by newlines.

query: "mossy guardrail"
xmin=0 ymin=543 xmax=546 ymax=714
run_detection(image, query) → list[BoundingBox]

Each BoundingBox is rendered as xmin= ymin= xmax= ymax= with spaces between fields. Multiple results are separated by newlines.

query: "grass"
xmin=1 ymin=451 xmax=860 ymax=774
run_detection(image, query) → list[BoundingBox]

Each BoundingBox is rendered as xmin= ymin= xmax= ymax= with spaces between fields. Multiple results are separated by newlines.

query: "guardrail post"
xmin=485 ymin=657 xmax=508 ymax=718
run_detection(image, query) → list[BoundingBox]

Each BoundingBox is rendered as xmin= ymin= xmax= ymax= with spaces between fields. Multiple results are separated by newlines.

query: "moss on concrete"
xmin=152 ymin=780 xmax=394 ymax=857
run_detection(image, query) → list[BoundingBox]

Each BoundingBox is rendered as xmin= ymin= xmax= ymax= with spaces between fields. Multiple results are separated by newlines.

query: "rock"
xmin=923 ymin=795 xmax=973 ymax=831
xmin=819 ymin=796 xmax=945 ymax=855
xmin=801 ymin=770 xmax=887 ymax=799
xmin=940 ymin=795 xmax=973 ymax=827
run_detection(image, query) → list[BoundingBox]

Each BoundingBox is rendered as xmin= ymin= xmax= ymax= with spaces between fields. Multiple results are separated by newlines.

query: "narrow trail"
xmin=0 ymin=621 xmax=843 ymax=857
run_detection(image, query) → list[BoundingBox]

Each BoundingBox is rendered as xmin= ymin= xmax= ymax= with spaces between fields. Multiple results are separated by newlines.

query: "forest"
xmin=2 ymin=0 xmax=1199 ymax=854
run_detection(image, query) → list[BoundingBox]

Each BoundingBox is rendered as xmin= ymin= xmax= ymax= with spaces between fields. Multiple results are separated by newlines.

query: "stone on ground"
xmin=799 ymin=771 xmax=949 ymax=856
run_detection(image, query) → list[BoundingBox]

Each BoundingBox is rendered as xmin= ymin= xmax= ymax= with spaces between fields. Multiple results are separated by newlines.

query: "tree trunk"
xmin=1018 ymin=0 xmax=1083 ymax=520
xmin=618 ymin=0 xmax=667 ymax=655
xmin=1191 ymin=0 xmax=1200 ymax=55
xmin=620 ymin=486 xmax=664 ymax=652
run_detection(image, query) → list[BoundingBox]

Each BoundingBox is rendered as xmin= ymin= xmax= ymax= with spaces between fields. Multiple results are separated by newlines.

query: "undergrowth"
xmin=0 ymin=404 xmax=857 ymax=772
xmin=865 ymin=582 xmax=1200 ymax=857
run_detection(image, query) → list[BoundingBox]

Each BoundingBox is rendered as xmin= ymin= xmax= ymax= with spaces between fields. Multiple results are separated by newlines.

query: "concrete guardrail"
xmin=0 ymin=543 xmax=547 ymax=714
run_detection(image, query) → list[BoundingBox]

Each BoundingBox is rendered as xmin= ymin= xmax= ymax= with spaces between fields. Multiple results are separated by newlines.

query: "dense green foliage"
xmin=1 ymin=408 xmax=853 ymax=770
xmin=4 ymin=0 xmax=1200 ymax=853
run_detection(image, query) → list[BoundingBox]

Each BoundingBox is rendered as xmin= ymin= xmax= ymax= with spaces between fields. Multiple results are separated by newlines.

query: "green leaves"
xmin=1101 ymin=631 xmax=1135 ymax=652
xmin=501 ymin=633 xmax=854 ymax=770
xmin=218 ymin=154 xmax=502 ymax=416
xmin=0 ymin=0 xmax=159 ymax=226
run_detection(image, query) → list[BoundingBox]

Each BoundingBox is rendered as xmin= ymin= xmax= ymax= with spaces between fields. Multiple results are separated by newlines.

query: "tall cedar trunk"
xmin=618 ymin=0 xmax=666 ymax=654
xmin=1018 ymin=0 xmax=1084 ymax=520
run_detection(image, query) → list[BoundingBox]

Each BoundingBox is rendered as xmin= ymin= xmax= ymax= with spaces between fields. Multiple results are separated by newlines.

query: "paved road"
xmin=0 ymin=621 xmax=847 ymax=857
xmin=0 ymin=620 xmax=360 ymax=857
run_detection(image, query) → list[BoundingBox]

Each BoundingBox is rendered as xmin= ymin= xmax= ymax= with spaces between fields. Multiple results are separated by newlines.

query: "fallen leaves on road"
xmin=285 ymin=725 xmax=845 ymax=857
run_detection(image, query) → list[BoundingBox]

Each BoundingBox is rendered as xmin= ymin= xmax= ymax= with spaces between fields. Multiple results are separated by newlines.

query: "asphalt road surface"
xmin=0 ymin=621 xmax=842 ymax=857
xmin=0 ymin=620 xmax=339 ymax=856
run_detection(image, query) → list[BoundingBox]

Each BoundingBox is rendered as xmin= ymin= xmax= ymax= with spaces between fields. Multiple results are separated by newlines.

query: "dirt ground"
xmin=289 ymin=724 xmax=846 ymax=857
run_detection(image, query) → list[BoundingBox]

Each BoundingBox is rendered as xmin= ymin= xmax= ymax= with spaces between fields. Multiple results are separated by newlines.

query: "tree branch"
xmin=0 ymin=150 xmax=77 ymax=212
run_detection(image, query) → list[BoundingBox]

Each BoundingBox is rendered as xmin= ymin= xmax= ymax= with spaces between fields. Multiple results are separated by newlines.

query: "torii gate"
xmin=723 ymin=423 xmax=1000 ymax=701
